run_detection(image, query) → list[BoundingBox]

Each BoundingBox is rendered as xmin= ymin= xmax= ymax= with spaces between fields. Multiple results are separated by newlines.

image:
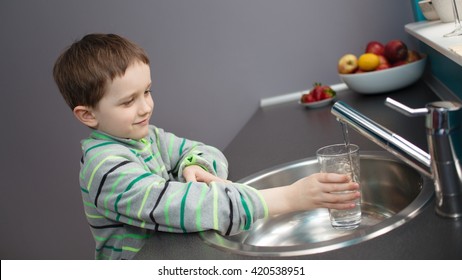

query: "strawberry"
xmin=310 ymin=83 xmax=336 ymax=101
xmin=311 ymin=86 xmax=324 ymax=101
xmin=321 ymin=85 xmax=336 ymax=98
xmin=300 ymin=93 xmax=314 ymax=103
xmin=300 ymin=83 xmax=336 ymax=103
xmin=306 ymin=94 xmax=315 ymax=103
xmin=320 ymin=91 xmax=329 ymax=100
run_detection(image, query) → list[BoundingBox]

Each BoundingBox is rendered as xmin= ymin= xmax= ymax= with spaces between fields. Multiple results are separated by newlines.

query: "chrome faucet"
xmin=332 ymin=98 xmax=462 ymax=219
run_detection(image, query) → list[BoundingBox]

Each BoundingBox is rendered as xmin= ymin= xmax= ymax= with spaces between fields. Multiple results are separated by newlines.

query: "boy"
xmin=53 ymin=33 xmax=359 ymax=260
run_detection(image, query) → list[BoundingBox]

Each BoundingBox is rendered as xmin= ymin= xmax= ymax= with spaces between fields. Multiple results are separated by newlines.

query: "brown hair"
xmin=53 ymin=33 xmax=150 ymax=109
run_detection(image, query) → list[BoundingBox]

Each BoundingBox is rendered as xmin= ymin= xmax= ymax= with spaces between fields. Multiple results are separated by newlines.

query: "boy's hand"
xmin=261 ymin=172 xmax=360 ymax=216
xmin=290 ymin=173 xmax=360 ymax=210
xmin=183 ymin=165 xmax=231 ymax=184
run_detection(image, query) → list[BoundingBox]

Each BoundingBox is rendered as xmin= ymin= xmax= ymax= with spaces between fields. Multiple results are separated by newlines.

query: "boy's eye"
xmin=122 ymin=99 xmax=134 ymax=106
xmin=144 ymin=89 xmax=152 ymax=95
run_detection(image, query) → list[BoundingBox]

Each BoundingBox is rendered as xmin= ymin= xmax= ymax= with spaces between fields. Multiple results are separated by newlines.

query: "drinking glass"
xmin=316 ymin=144 xmax=361 ymax=230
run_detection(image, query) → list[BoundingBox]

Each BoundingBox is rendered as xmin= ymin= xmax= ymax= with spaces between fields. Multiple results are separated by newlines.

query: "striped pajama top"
xmin=79 ymin=125 xmax=268 ymax=259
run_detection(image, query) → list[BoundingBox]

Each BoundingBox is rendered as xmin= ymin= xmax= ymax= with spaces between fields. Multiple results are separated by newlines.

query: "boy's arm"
xmin=260 ymin=173 xmax=360 ymax=216
xmin=80 ymin=145 xmax=267 ymax=235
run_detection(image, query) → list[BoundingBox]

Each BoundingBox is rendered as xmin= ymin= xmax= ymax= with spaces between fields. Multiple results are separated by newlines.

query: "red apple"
xmin=384 ymin=40 xmax=408 ymax=63
xmin=365 ymin=41 xmax=385 ymax=56
xmin=406 ymin=50 xmax=421 ymax=63
xmin=376 ymin=55 xmax=390 ymax=70
xmin=392 ymin=60 xmax=407 ymax=68
xmin=338 ymin=54 xmax=358 ymax=74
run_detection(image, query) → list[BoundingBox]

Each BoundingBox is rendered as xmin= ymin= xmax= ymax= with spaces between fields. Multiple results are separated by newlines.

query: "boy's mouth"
xmin=134 ymin=118 xmax=149 ymax=126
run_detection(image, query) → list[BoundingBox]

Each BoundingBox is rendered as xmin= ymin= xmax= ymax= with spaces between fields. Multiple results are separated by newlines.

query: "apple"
xmin=406 ymin=50 xmax=421 ymax=63
xmin=392 ymin=60 xmax=407 ymax=68
xmin=338 ymin=54 xmax=358 ymax=74
xmin=376 ymin=55 xmax=390 ymax=70
xmin=384 ymin=40 xmax=408 ymax=63
xmin=365 ymin=41 xmax=385 ymax=56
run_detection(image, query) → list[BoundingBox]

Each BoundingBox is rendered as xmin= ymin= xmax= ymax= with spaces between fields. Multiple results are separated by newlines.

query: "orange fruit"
xmin=358 ymin=53 xmax=380 ymax=71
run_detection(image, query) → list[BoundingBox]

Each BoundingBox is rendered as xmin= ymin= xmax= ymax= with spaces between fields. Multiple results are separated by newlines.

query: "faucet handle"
xmin=385 ymin=98 xmax=429 ymax=117
xmin=386 ymin=97 xmax=462 ymax=130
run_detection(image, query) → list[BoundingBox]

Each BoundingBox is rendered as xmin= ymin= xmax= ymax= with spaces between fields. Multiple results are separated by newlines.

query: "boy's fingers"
xmin=324 ymin=202 xmax=358 ymax=210
xmin=183 ymin=169 xmax=197 ymax=182
xmin=318 ymin=173 xmax=351 ymax=183
xmin=198 ymin=172 xmax=217 ymax=183
xmin=183 ymin=166 xmax=229 ymax=183
xmin=194 ymin=170 xmax=227 ymax=183
xmin=327 ymin=191 xmax=360 ymax=202
xmin=327 ymin=182 xmax=360 ymax=193
xmin=184 ymin=176 xmax=197 ymax=182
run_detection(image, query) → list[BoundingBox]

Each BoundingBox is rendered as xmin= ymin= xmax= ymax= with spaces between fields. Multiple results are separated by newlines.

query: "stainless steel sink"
xmin=200 ymin=152 xmax=434 ymax=256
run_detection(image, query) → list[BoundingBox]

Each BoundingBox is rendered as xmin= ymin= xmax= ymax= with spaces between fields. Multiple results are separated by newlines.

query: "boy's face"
xmin=90 ymin=62 xmax=153 ymax=140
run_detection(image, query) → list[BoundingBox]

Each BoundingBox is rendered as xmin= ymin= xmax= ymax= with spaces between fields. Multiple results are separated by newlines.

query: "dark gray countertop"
xmin=136 ymin=81 xmax=462 ymax=259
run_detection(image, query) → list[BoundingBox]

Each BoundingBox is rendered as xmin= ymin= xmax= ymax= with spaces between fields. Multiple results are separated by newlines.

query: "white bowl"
xmin=432 ymin=0 xmax=462 ymax=22
xmin=339 ymin=56 xmax=427 ymax=95
xmin=418 ymin=1 xmax=440 ymax=21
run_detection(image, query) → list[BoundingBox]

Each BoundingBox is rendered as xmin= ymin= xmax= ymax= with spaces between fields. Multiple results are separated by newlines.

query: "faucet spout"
xmin=332 ymin=99 xmax=462 ymax=219
xmin=331 ymin=101 xmax=432 ymax=177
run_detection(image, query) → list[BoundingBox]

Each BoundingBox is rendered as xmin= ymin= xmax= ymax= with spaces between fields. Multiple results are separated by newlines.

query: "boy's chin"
xmin=102 ymin=126 xmax=149 ymax=140
xmin=132 ymin=129 xmax=150 ymax=140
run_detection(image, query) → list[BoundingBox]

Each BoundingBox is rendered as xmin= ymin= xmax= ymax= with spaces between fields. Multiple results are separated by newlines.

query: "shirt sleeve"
xmin=151 ymin=126 xmax=229 ymax=181
xmin=80 ymin=139 xmax=268 ymax=236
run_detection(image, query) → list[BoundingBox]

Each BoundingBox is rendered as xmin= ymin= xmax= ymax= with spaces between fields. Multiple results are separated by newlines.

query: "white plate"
xmin=299 ymin=97 xmax=336 ymax=108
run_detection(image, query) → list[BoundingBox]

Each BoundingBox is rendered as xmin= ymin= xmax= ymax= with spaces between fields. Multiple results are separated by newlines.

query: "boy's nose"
xmin=139 ymin=98 xmax=153 ymax=115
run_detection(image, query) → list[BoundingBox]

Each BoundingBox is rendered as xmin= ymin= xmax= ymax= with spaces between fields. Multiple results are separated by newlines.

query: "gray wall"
xmin=0 ymin=0 xmax=415 ymax=259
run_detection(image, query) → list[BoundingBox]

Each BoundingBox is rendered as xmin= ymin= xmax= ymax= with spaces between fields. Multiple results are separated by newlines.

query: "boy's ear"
xmin=73 ymin=106 xmax=98 ymax=128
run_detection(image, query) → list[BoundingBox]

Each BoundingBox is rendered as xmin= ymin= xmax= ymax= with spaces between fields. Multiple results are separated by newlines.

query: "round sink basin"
xmin=200 ymin=152 xmax=434 ymax=257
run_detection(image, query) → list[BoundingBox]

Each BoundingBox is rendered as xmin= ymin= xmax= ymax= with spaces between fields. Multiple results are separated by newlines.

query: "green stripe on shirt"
xmin=180 ymin=182 xmax=193 ymax=233
xmin=163 ymin=184 xmax=188 ymax=232
xmin=84 ymin=141 xmax=118 ymax=157
xmin=239 ymin=194 xmax=252 ymax=231
xmin=211 ymin=182 xmax=219 ymax=230
xmin=179 ymin=138 xmax=186 ymax=156
xmin=246 ymin=185 xmax=269 ymax=219
xmin=85 ymin=155 xmax=126 ymax=190
xmin=115 ymin=172 xmax=152 ymax=221
xmin=137 ymin=181 xmax=156 ymax=228
xmin=195 ymin=184 xmax=208 ymax=231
